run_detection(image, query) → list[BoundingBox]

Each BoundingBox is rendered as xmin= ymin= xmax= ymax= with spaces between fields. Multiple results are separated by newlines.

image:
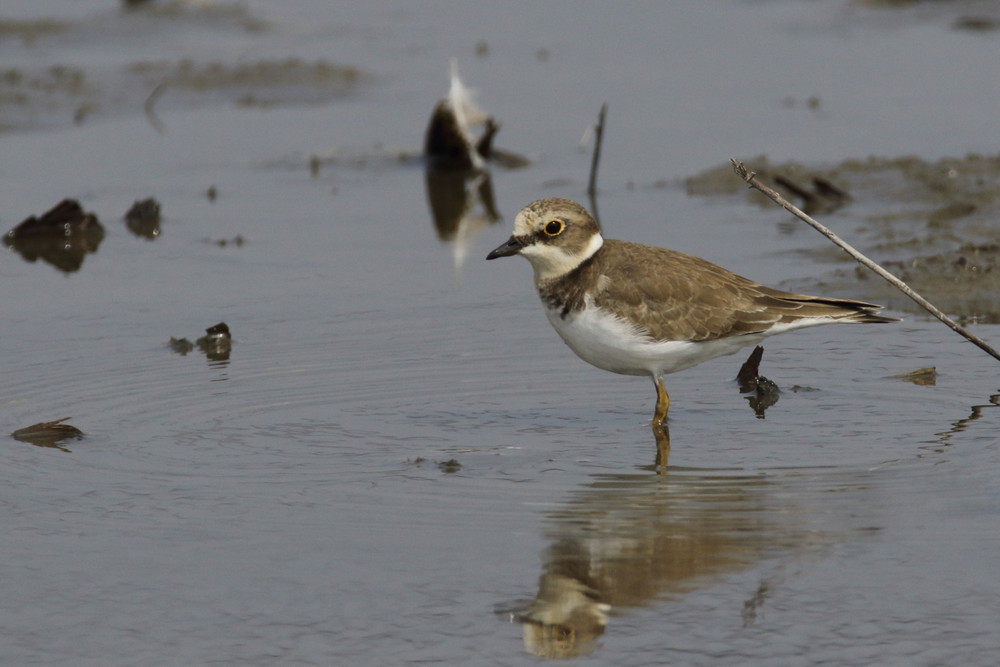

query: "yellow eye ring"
xmin=543 ymin=219 xmax=564 ymax=236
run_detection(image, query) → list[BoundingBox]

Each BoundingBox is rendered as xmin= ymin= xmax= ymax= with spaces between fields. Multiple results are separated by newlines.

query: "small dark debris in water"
xmin=953 ymin=16 xmax=1000 ymax=32
xmin=780 ymin=95 xmax=820 ymax=110
xmin=169 ymin=337 xmax=194 ymax=355
xmin=206 ymin=185 xmax=218 ymax=201
xmin=202 ymin=235 xmax=245 ymax=247
xmin=169 ymin=323 xmax=231 ymax=361
xmin=736 ymin=345 xmax=765 ymax=390
xmin=124 ymin=198 xmax=162 ymax=239
xmin=5 ymin=199 xmax=103 ymax=239
xmin=406 ymin=456 xmax=461 ymax=473
xmin=424 ymin=80 xmax=490 ymax=169
xmin=812 ymin=176 xmax=848 ymax=200
xmin=889 ymin=367 xmax=937 ymax=386
xmin=745 ymin=376 xmax=780 ymax=418
xmin=3 ymin=199 xmax=105 ymax=273
xmin=773 ymin=174 xmax=851 ymax=215
xmin=736 ymin=346 xmax=780 ymax=418
xmin=73 ymin=103 xmax=96 ymax=125
xmin=424 ymin=61 xmax=528 ymax=171
xmin=928 ymin=201 xmax=976 ymax=227
xmin=475 ymin=40 xmax=489 ymax=58
xmin=197 ymin=322 xmax=232 ymax=361
xmin=11 ymin=417 xmax=83 ymax=450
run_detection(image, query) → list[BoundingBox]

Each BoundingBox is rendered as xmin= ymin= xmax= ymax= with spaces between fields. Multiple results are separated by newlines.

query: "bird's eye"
xmin=543 ymin=219 xmax=564 ymax=237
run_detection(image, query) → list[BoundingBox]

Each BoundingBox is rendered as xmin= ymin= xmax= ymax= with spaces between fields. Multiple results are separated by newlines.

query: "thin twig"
xmin=731 ymin=158 xmax=1000 ymax=363
xmin=587 ymin=103 xmax=608 ymax=198
xmin=587 ymin=103 xmax=608 ymax=229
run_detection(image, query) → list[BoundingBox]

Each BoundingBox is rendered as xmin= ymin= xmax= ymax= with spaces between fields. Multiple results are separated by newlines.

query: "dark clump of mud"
xmin=11 ymin=417 xmax=83 ymax=452
xmin=687 ymin=153 xmax=1000 ymax=324
xmin=4 ymin=199 xmax=105 ymax=273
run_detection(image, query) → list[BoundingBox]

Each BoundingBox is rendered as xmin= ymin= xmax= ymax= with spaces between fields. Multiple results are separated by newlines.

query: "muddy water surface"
xmin=3 ymin=1 xmax=1000 ymax=664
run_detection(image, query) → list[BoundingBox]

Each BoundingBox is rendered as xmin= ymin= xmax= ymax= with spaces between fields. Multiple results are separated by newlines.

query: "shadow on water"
xmin=504 ymin=466 xmax=882 ymax=659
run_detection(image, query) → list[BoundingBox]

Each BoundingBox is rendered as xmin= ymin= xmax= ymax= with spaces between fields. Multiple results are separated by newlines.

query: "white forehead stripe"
xmin=512 ymin=209 xmax=537 ymax=237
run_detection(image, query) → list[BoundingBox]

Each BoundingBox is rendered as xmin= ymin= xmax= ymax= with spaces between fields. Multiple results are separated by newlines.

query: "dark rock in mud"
xmin=4 ymin=199 xmax=105 ymax=272
xmin=124 ymin=198 xmax=162 ymax=239
xmin=736 ymin=345 xmax=780 ymax=418
xmin=11 ymin=417 xmax=83 ymax=450
xmin=196 ymin=322 xmax=232 ymax=361
xmin=6 ymin=199 xmax=103 ymax=239
xmin=423 ymin=61 xmax=528 ymax=171
xmin=169 ymin=337 xmax=194 ymax=355
xmin=438 ymin=459 xmax=462 ymax=473
xmin=169 ymin=323 xmax=231 ymax=361
xmin=889 ymin=367 xmax=937 ymax=386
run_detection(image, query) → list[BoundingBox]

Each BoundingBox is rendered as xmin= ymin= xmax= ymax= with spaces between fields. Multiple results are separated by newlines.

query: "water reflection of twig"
xmin=932 ymin=391 xmax=1000 ymax=451
xmin=144 ymin=80 xmax=168 ymax=134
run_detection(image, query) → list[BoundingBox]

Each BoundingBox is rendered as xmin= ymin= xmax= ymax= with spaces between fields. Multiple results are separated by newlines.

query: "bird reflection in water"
xmin=507 ymin=469 xmax=875 ymax=659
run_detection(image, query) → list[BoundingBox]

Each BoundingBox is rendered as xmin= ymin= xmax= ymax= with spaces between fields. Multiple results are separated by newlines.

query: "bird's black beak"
xmin=486 ymin=236 xmax=523 ymax=260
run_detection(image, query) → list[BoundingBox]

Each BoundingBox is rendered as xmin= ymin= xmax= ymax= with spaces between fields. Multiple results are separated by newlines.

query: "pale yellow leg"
xmin=653 ymin=421 xmax=671 ymax=468
xmin=652 ymin=376 xmax=670 ymax=427
xmin=651 ymin=376 xmax=671 ymax=468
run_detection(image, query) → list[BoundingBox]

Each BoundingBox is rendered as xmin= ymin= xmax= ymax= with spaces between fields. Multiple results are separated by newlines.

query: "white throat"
xmin=521 ymin=233 xmax=604 ymax=283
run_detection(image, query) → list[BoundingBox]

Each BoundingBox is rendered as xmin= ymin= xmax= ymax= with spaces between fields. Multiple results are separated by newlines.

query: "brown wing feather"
xmin=586 ymin=240 xmax=894 ymax=342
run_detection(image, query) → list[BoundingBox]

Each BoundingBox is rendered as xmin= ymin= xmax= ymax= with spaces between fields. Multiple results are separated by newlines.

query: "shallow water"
xmin=3 ymin=1 xmax=1000 ymax=665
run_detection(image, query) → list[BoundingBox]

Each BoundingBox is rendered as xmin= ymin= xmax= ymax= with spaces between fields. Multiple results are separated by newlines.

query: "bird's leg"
xmin=651 ymin=376 xmax=670 ymax=427
xmin=653 ymin=421 xmax=670 ymax=468
xmin=651 ymin=377 xmax=671 ymax=467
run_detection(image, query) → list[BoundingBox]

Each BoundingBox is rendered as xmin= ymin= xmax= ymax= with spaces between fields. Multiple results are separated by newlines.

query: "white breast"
xmin=543 ymin=300 xmax=766 ymax=378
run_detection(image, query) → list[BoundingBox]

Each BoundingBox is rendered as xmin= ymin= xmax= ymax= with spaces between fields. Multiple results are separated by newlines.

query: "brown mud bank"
xmin=687 ymin=153 xmax=1000 ymax=323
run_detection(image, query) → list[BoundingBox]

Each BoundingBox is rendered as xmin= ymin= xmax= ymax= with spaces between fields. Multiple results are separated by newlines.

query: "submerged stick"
xmin=730 ymin=159 xmax=1000 ymax=364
